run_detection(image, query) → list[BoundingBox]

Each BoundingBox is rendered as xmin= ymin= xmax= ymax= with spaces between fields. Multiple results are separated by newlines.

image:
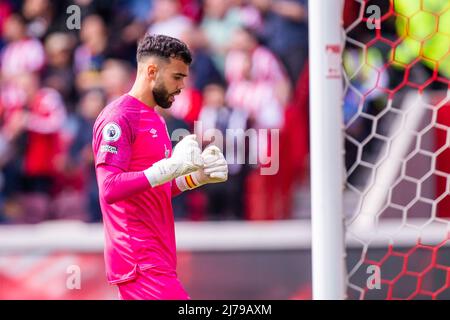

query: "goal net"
xmin=340 ymin=0 xmax=450 ymax=299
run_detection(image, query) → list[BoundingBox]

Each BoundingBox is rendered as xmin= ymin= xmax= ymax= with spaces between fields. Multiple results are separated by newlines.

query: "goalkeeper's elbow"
xmin=103 ymin=190 xmax=119 ymax=205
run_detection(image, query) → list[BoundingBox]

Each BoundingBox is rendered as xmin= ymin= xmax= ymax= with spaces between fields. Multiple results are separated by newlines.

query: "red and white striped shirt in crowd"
xmin=24 ymin=88 xmax=66 ymax=177
xmin=1 ymin=81 xmax=65 ymax=130
xmin=26 ymin=88 xmax=66 ymax=134
xmin=225 ymin=46 xmax=287 ymax=84
xmin=224 ymin=46 xmax=288 ymax=129
xmin=226 ymin=81 xmax=284 ymax=129
xmin=0 ymin=81 xmax=27 ymax=116
xmin=0 ymin=38 xmax=45 ymax=78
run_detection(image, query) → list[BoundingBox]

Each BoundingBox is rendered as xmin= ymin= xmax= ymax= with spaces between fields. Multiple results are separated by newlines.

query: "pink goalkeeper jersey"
xmin=92 ymin=94 xmax=177 ymax=284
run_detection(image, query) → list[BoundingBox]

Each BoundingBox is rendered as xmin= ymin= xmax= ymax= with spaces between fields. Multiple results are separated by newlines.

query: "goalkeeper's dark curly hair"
xmin=136 ymin=33 xmax=192 ymax=65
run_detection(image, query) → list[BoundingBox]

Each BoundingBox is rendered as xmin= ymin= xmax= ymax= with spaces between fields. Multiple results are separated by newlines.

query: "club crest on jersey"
xmin=102 ymin=122 xmax=121 ymax=142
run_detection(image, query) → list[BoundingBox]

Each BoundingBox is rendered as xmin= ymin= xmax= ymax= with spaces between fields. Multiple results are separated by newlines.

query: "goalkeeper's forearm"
xmin=97 ymin=134 xmax=203 ymax=204
xmin=98 ymin=157 xmax=197 ymax=204
xmin=97 ymin=164 xmax=152 ymax=205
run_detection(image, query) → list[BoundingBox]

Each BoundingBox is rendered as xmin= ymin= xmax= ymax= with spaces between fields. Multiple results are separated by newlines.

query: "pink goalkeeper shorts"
xmin=116 ymin=268 xmax=190 ymax=300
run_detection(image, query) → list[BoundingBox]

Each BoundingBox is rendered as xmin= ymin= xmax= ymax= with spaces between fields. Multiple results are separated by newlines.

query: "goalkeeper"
xmin=92 ymin=34 xmax=228 ymax=300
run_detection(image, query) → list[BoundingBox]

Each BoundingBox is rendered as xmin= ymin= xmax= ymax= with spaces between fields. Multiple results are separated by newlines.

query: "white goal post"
xmin=308 ymin=0 xmax=347 ymax=300
xmin=309 ymin=0 xmax=450 ymax=301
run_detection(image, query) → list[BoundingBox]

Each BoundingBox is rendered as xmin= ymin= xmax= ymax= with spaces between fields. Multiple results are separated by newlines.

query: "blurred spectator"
xmin=22 ymin=0 xmax=53 ymax=39
xmin=20 ymin=74 xmax=66 ymax=177
xmin=272 ymin=61 xmax=310 ymax=220
xmin=73 ymin=15 xmax=116 ymax=95
xmin=224 ymin=27 xmax=291 ymax=220
xmin=100 ymin=59 xmax=134 ymax=103
xmin=147 ymin=0 xmax=193 ymax=39
xmin=198 ymin=83 xmax=250 ymax=219
xmin=180 ymin=25 xmax=225 ymax=92
xmin=73 ymin=0 xmax=116 ymax=24
xmin=108 ymin=16 xmax=146 ymax=66
xmin=120 ymin=0 xmax=154 ymax=22
xmin=58 ymin=88 xmax=106 ymax=222
xmin=200 ymin=0 xmax=242 ymax=74
xmin=0 ymin=99 xmax=28 ymax=223
xmin=74 ymin=14 xmax=109 ymax=74
xmin=250 ymin=0 xmax=308 ymax=85
xmin=178 ymin=0 xmax=202 ymax=22
xmin=1 ymin=72 xmax=66 ymax=223
xmin=225 ymin=26 xmax=290 ymax=129
xmin=1 ymin=13 xmax=45 ymax=79
xmin=42 ymin=32 xmax=77 ymax=111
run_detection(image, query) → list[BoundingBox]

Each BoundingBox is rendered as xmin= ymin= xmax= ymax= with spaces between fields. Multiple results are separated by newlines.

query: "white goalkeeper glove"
xmin=144 ymin=134 xmax=203 ymax=187
xmin=175 ymin=145 xmax=228 ymax=191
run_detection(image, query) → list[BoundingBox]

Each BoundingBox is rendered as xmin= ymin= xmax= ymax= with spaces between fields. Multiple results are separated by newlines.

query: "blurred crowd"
xmin=0 ymin=0 xmax=310 ymax=223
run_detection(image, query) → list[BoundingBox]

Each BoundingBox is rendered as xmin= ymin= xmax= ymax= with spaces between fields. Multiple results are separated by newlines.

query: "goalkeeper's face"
xmin=152 ymin=58 xmax=189 ymax=109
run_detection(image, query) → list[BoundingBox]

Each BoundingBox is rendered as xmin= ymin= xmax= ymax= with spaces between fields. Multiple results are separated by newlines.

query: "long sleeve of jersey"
xmin=96 ymin=164 xmax=151 ymax=204
xmin=97 ymin=164 xmax=185 ymax=204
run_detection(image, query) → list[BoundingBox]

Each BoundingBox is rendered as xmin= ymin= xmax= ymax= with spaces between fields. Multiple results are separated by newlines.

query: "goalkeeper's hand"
xmin=144 ymin=134 xmax=203 ymax=187
xmin=176 ymin=145 xmax=228 ymax=191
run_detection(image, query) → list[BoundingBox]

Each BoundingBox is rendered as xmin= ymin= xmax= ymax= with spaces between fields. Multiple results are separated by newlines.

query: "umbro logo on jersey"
xmin=150 ymin=128 xmax=158 ymax=138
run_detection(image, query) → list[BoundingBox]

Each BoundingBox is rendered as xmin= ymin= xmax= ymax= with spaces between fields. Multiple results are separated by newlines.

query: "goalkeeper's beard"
xmin=152 ymin=79 xmax=180 ymax=109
